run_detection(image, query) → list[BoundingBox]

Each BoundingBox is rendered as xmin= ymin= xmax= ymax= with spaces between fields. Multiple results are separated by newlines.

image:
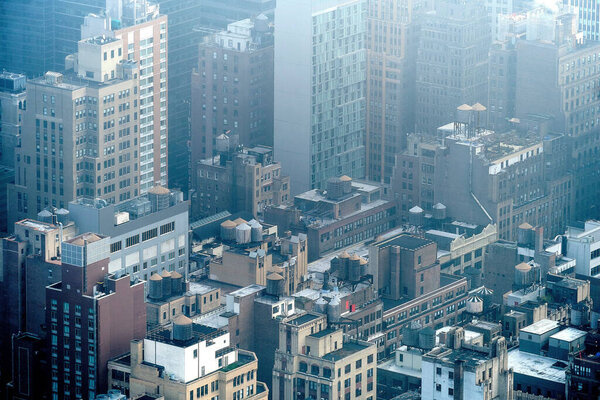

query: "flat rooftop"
xmin=521 ymin=319 xmax=560 ymax=336
xmin=309 ymin=328 xmax=337 ymax=339
xmin=322 ymin=341 xmax=371 ymax=362
xmin=425 ymin=346 xmax=495 ymax=369
xmin=17 ymin=219 xmax=57 ymax=233
xmin=508 ymin=349 xmax=567 ymax=384
xmin=229 ymin=284 xmax=264 ymax=298
xmin=550 ymin=328 xmax=587 ymax=342
xmin=286 ymin=312 xmax=321 ymax=326
xmin=373 ymin=234 xmax=433 ymax=251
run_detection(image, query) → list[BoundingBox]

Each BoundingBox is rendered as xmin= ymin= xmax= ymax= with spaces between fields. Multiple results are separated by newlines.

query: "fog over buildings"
xmin=2 ymin=0 xmax=600 ymax=400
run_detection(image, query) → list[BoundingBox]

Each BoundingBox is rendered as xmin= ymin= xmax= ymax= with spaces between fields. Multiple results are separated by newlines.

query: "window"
xmin=367 ymin=354 xmax=374 ymax=364
xmin=110 ymin=241 xmax=122 ymax=253
xmin=356 ymin=359 xmax=362 ymax=368
xmin=160 ymin=221 xmax=175 ymax=235
xmin=125 ymin=235 xmax=139 ymax=247
xmin=345 ymin=364 xmax=351 ymax=373
xmin=436 ymin=384 xmax=441 ymax=392
xmin=436 ymin=367 xmax=441 ymax=375
xmin=448 ymin=388 xmax=454 ymax=395
xmin=449 ymin=371 xmax=454 ymax=379
xmin=142 ymin=228 xmax=158 ymax=241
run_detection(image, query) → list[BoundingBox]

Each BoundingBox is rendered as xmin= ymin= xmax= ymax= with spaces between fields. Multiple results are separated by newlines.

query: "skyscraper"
xmin=366 ymin=0 xmax=427 ymax=183
xmin=415 ymin=0 xmax=491 ymax=134
xmin=82 ymin=0 xmax=169 ymax=192
xmin=8 ymin=36 xmax=141 ymax=227
xmin=191 ymin=16 xmax=274 ymax=164
xmin=0 ymin=0 xmax=54 ymax=77
xmin=564 ymin=0 xmax=600 ymax=40
xmin=46 ymin=232 xmax=146 ymax=399
xmin=154 ymin=0 xmax=205 ymax=194
xmin=274 ymin=0 xmax=368 ymax=193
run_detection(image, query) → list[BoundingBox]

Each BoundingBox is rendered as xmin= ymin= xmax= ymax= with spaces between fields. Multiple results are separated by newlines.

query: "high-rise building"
xmin=0 ymin=0 xmax=54 ymax=77
xmin=82 ymin=1 xmax=169 ymax=192
xmin=391 ymin=126 xmax=572 ymax=241
xmin=46 ymin=232 xmax=146 ymax=399
xmin=415 ymin=0 xmax=491 ymax=134
xmin=366 ymin=0 xmax=427 ymax=183
xmin=0 ymin=72 xmax=27 ymax=233
xmin=0 ymin=218 xmax=75 ymax=393
xmin=154 ymin=0 xmax=205 ymax=194
xmin=191 ymin=16 xmax=274 ymax=164
xmin=564 ymin=0 xmax=600 ymax=40
xmin=274 ymin=0 xmax=368 ymax=193
xmin=272 ymin=312 xmax=378 ymax=400
xmin=8 ymin=36 xmax=141 ymax=227
xmin=514 ymin=10 xmax=600 ymax=222
xmin=0 ymin=72 xmax=26 ymax=168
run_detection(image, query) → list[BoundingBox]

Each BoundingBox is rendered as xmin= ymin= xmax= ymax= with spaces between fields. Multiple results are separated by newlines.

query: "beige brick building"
xmin=8 ymin=35 xmax=140 ymax=226
xmin=272 ymin=312 xmax=377 ymax=400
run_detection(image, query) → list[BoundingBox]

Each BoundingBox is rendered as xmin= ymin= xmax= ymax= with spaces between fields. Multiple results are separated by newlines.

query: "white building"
xmin=68 ymin=186 xmax=189 ymax=282
xmin=274 ymin=0 xmax=367 ymax=193
xmin=143 ymin=319 xmax=235 ymax=383
xmin=564 ymin=220 xmax=600 ymax=277
xmin=421 ymin=328 xmax=513 ymax=400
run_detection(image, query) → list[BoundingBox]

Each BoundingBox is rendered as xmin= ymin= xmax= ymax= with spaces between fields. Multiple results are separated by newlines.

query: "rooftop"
xmin=229 ymin=284 xmax=265 ymax=298
xmin=425 ymin=345 xmax=499 ymax=369
xmin=16 ymin=219 xmax=57 ymax=233
xmin=520 ymin=319 xmax=560 ymax=335
xmin=146 ymin=323 xmax=225 ymax=347
xmin=309 ymin=328 xmax=338 ymax=339
xmin=550 ymin=327 xmax=587 ymax=342
xmin=373 ymin=234 xmax=433 ymax=251
xmin=508 ymin=349 xmax=567 ymax=384
xmin=286 ymin=312 xmax=321 ymax=326
xmin=66 ymin=232 xmax=106 ymax=245
xmin=83 ymin=35 xmax=119 ymax=46
xmin=322 ymin=341 xmax=372 ymax=362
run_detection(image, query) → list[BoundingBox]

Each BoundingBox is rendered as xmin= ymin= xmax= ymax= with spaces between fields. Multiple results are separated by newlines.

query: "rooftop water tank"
xmin=148 ymin=273 xmax=163 ymax=300
xmin=56 ymin=208 xmax=70 ymax=224
xmin=236 ymin=223 xmax=251 ymax=244
xmin=433 ymin=203 xmax=446 ymax=220
xmin=327 ymin=296 xmax=341 ymax=322
xmin=314 ymin=297 xmax=329 ymax=314
xmin=419 ymin=327 xmax=436 ymax=350
xmin=171 ymin=271 xmax=183 ymax=295
xmin=408 ymin=206 xmax=424 ymax=226
xmin=148 ymin=185 xmax=171 ymax=211
xmin=266 ymin=272 xmax=284 ymax=296
xmin=37 ymin=209 xmax=54 ymax=224
xmin=173 ymin=315 xmax=193 ymax=342
xmin=466 ymin=296 xmax=483 ymax=314
xmin=249 ymin=220 xmax=263 ymax=242
xmin=514 ymin=262 xmax=534 ymax=287
xmin=161 ymin=269 xmax=172 ymax=298
xmin=349 ymin=254 xmax=361 ymax=282
xmin=254 ymin=13 xmax=269 ymax=32
xmin=220 ymin=220 xmax=237 ymax=241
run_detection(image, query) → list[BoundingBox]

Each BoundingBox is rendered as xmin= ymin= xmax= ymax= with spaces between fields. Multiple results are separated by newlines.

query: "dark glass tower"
xmin=0 ymin=0 xmax=54 ymax=77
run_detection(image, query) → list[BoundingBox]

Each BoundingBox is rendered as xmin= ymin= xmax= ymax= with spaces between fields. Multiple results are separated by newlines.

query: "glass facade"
xmin=0 ymin=0 xmax=53 ymax=77
xmin=310 ymin=0 xmax=367 ymax=189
